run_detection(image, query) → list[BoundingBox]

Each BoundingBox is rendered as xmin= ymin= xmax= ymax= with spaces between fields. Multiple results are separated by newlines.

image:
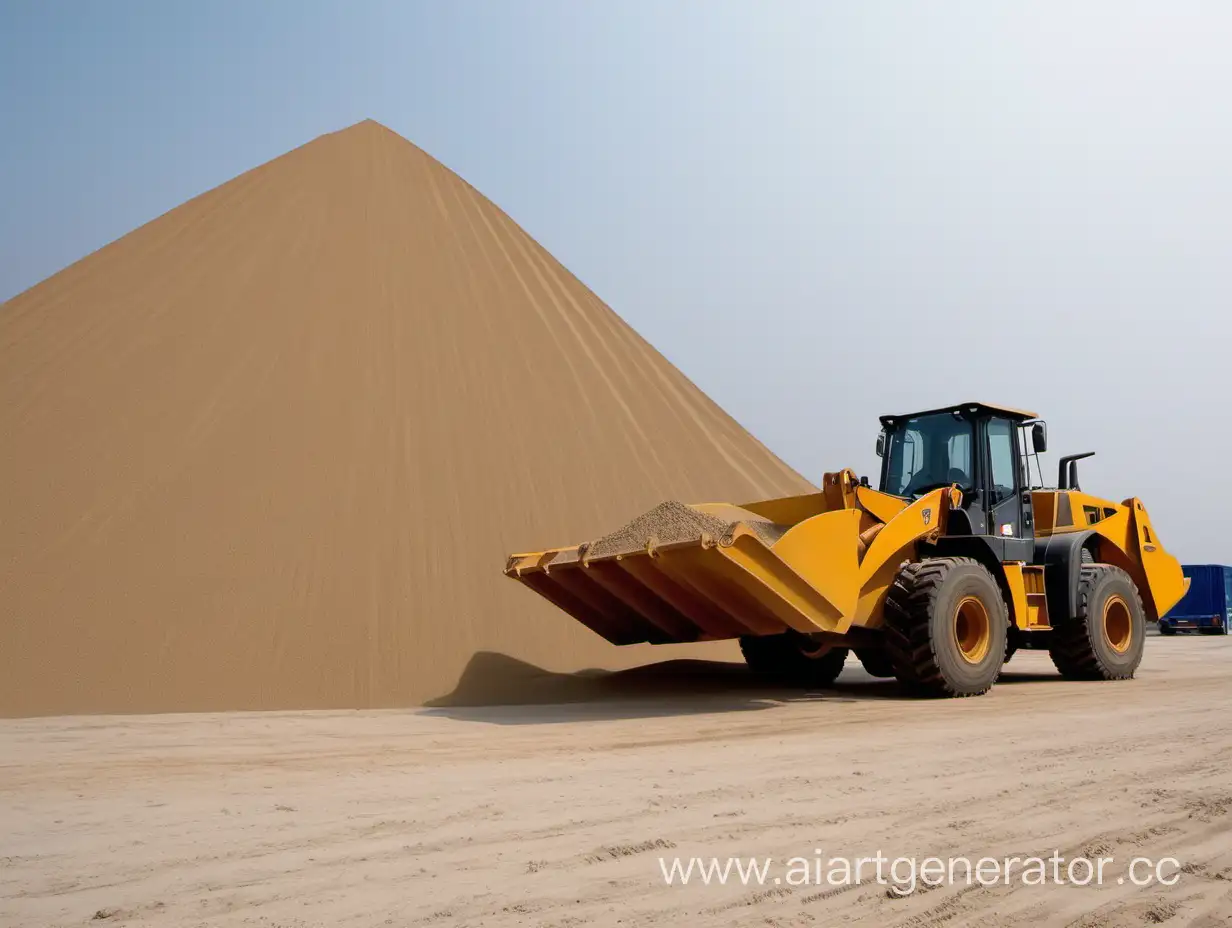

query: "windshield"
xmin=883 ymin=413 xmax=974 ymax=497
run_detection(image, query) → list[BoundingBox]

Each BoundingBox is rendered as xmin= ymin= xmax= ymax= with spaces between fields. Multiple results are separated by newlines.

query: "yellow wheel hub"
xmin=954 ymin=596 xmax=992 ymax=664
xmin=1103 ymin=594 xmax=1133 ymax=654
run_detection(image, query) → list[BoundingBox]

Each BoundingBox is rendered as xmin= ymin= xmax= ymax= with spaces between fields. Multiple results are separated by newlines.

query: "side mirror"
xmin=1031 ymin=421 xmax=1047 ymax=453
xmin=875 ymin=433 xmax=885 ymax=458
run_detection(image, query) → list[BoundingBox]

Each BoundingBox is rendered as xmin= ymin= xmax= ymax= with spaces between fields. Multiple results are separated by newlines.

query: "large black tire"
xmin=854 ymin=648 xmax=896 ymax=678
xmin=739 ymin=633 xmax=848 ymax=686
xmin=884 ymin=557 xmax=1008 ymax=697
xmin=1049 ymin=565 xmax=1145 ymax=680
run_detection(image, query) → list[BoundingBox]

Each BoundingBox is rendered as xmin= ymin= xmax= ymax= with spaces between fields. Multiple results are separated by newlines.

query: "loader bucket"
xmin=504 ymin=500 xmax=867 ymax=646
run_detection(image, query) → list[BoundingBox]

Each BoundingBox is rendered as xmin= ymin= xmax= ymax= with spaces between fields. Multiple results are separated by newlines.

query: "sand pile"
xmin=585 ymin=501 xmax=788 ymax=559
xmin=0 ymin=120 xmax=811 ymax=717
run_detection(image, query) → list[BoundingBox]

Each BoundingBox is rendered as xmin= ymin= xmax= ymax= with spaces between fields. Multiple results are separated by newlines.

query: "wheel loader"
xmin=504 ymin=403 xmax=1189 ymax=697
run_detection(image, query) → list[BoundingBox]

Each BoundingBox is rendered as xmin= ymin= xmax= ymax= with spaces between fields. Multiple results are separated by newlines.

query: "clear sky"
xmin=2 ymin=2 xmax=1230 ymax=562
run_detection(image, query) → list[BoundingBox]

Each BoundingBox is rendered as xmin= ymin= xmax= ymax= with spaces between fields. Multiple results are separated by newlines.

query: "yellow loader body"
xmin=505 ymin=402 xmax=1188 ymax=698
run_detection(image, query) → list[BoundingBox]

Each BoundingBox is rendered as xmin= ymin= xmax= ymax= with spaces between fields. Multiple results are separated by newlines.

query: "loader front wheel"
xmin=739 ymin=633 xmax=848 ymax=687
xmin=1049 ymin=565 xmax=1145 ymax=680
xmin=884 ymin=557 xmax=1008 ymax=697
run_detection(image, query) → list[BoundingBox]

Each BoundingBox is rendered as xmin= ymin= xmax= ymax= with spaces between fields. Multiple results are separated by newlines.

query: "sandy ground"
xmin=3 ymin=636 xmax=1231 ymax=928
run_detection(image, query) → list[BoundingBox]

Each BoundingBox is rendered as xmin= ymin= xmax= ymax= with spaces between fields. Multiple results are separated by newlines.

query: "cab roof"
xmin=880 ymin=402 xmax=1040 ymax=427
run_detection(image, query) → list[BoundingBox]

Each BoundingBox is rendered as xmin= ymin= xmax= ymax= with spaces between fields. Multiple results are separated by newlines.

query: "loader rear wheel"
xmin=884 ymin=557 xmax=1007 ymax=697
xmin=1158 ymin=623 xmax=1177 ymax=636
xmin=855 ymin=649 xmax=896 ymax=678
xmin=1049 ymin=565 xmax=1145 ymax=680
xmin=739 ymin=633 xmax=848 ymax=687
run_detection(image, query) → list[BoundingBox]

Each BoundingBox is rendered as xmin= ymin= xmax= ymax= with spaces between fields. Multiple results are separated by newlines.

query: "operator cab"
xmin=875 ymin=402 xmax=1047 ymax=549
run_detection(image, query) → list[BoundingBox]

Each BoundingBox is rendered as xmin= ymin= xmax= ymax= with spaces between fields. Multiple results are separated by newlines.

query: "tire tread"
xmin=884 ymin=556 xmax=1003 ymax=697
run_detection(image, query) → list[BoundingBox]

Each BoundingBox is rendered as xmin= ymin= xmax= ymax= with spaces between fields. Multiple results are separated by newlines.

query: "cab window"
xmin=884 ymin=413 xmax=975 ymax=497
xmin=987 ymin=418 xmax=1017 ymax=503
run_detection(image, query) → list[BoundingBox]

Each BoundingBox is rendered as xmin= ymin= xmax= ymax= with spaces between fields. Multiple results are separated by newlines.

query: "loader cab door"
xmin=983 ymin=417 xmax=1024 ymax=541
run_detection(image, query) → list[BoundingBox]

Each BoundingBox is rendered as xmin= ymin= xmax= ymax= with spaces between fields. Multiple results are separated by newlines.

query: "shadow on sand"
xmin=416 ymin=651 xmax=1051 ymax=724
xmin=423 ymin=651 xmax=1074 ymax=724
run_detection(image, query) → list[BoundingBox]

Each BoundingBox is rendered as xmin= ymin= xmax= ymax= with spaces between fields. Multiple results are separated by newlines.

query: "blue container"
xmin=1160 ymin=564 xmax=1232 ymax=635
